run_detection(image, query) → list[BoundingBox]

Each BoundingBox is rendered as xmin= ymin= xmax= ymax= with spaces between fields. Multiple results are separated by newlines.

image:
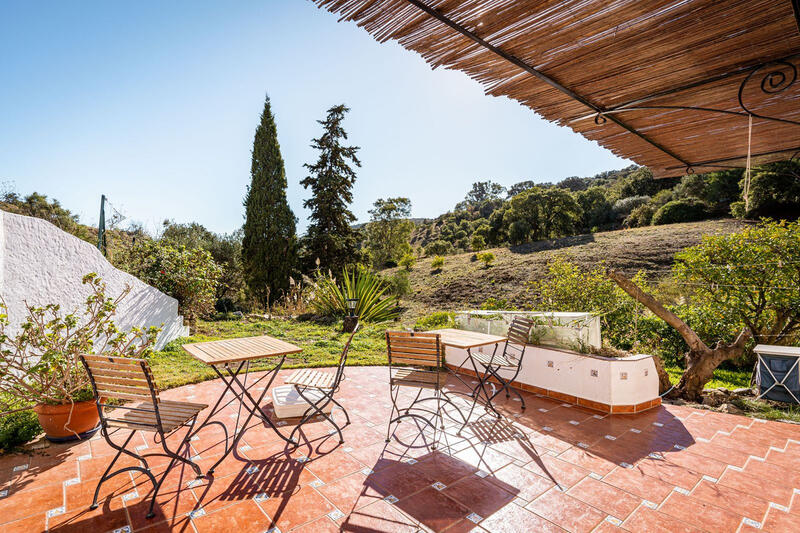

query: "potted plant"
xmin=0 ymin=274 xmax=159 ymax=442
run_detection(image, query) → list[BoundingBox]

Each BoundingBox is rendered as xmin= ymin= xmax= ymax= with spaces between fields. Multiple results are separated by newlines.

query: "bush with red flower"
xmin=116 ymin=240 xmax=221 ymax=329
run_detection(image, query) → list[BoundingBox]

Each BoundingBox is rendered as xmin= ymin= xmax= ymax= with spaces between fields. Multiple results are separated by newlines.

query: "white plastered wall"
xmin=0 ymin=210 xmax=189 ymax=350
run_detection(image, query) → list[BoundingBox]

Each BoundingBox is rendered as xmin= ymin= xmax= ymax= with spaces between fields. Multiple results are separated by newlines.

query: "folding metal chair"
xmin=80 ymin=354 xmax=207 ymax=519
xmin=384 ymin=331 xmax=463 ymax=450
xmin=284 ymin=324 xmax=359 ymax=445
xmin=756 ymin=349 xmax=800 ymax=404
xmin=469 ymin=316 xmax=535 ymax=414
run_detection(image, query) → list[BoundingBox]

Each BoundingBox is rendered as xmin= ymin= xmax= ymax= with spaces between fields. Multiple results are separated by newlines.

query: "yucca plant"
xmin=311 ymin=267 xmax=399 ymax=323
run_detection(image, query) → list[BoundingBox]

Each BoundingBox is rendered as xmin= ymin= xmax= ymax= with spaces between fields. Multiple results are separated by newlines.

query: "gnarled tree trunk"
xmin=608 ymin=270 xmax=751 ymax=401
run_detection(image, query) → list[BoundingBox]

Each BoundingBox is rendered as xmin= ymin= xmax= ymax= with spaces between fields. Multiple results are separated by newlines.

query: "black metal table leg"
xmin=192 ymin=355 xmax=297 ymax=475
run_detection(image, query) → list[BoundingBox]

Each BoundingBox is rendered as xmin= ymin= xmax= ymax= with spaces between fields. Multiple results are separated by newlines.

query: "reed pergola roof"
xmin=316 ymin=0 xmax=800 ymax=177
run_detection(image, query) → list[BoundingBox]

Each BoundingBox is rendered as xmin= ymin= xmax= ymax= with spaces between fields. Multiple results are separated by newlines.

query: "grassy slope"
xmin=389 ymin=219 xmax=750 ymax=317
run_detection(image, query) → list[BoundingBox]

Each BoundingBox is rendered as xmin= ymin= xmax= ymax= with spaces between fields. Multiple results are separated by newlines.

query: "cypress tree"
xmin=242 ymin=95 xmax=298 ymax=308
xmin=301 ymin=104 xmax=362 ymax=273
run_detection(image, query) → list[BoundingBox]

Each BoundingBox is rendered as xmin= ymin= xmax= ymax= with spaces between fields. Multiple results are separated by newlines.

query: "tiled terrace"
xmin=1 ymin=366 xmax=799 ymax=533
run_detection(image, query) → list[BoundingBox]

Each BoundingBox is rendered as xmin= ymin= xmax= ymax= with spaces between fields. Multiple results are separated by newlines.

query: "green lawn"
xmin=149 ymin=318 xmax=389 ymax=389
xmin=664 ymin=365 xmax=751 ymax=390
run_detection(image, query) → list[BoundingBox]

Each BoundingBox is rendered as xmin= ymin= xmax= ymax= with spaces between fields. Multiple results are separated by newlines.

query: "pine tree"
xmin=242 ymin=95 xmax=298 ymax=308
xmin=301 ymin=104 xmax=362 ymax=272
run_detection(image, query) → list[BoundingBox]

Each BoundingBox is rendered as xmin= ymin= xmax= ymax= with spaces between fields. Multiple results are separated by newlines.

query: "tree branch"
xmin=608 ymin=269 xmax=710 ymax=354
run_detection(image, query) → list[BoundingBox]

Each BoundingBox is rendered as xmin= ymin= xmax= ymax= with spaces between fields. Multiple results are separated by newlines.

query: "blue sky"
xmin=0 ymin=1 xmax=628 ymax=235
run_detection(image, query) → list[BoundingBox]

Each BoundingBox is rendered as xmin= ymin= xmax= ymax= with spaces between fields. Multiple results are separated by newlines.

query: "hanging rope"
xmin=743 ymin=113 xmax=753 ymax=212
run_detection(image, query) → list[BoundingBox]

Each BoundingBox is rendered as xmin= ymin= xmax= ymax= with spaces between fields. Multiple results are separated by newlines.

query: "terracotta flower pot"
xmin=34 ymin=400 xmax=101 ymax=442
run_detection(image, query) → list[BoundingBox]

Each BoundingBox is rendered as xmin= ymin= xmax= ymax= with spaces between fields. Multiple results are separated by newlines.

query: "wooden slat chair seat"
xmin=390 ymin=368 xmax=448 ymax=389
xmin=285 ymin=368 xmax=336 ymax=390
xmin=104 ymin=400 xmax=207 ymax=433
xmin=80 ymin=354 xmax=205 ymax=520
xmin=385 ymin=331 xmax=464 ymax=449
xmin=469 ymin=351 xmax=515 ymax=368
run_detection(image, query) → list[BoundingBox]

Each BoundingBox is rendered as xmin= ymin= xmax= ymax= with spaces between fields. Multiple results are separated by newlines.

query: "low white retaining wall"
xmin=446 ymin=343 xmax=661 ymax=413
xmin=0 ymin=210 xmax=188 ymax=349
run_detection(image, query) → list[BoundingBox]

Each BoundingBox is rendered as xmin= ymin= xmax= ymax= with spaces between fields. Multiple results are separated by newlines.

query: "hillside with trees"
xmin=409 ymin=161 xmax=799 ymax=256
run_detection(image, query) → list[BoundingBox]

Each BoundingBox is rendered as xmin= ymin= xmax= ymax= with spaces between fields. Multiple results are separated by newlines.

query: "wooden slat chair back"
xmin=386 ymin=330 xmax=442 ymax=368
xmin=503 ymin=316 xmax=535 ymax=366
xmin=81 ymin=354 xmax=205 ymax=434
xmin=385 ymin=331 xmax=446 ymax=390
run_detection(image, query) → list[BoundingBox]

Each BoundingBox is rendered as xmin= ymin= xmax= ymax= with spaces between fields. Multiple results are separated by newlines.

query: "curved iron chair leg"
xmin=145 ymin=456 xmax=178 ymax=519
xmin=330 ymin=396 xmax=351 ymax=426
xmin=293 ymin=386 xmax=343 ymax=444
xmin=289 ymin=390 xmax=322 ymax=445
xmin=158 ymin=422 xmax=202 ymax=478
xmin=90 ymin=429 xmax=151 ymax=510
xmin=440 ymin=391 xmax=468 ymax=424
xmin=386 ymin=384 xmax=401 ymax=443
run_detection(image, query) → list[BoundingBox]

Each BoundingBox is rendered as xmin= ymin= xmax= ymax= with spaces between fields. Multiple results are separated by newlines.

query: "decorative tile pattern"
xmin=188 ymin=507 xmax=206 ymax=519
xmin=328 ymin=509 xmax=345 ymax=520
xmin=741 ymin=517 xmax=762 ymax=528
xmin=46 ymin=507 xmax=65 ymax=518
xmin=1 ymin=365 xmax=797 ymax=533
xmin=466 ymin=512 xmax=483 ymax=523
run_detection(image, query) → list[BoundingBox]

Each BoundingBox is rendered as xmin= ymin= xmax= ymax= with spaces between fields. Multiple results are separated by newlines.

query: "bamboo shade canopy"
xmin=315 ymin=0 xmax=800 ymax=177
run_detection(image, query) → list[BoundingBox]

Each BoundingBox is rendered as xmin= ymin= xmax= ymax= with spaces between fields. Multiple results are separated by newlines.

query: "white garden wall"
xmin=446 ymin=344 xmax=660 ymax=412
xmin=0 ymin=210 xmax=188 ymax=350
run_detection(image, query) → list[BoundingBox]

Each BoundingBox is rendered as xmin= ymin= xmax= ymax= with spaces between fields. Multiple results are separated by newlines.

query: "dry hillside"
xmin=386 ymin=219 xmax=751 ymax=317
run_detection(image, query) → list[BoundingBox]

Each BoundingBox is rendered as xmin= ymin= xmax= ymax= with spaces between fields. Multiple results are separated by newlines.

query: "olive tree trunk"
xmin=608 ymin=270 xmax=751 ymax=401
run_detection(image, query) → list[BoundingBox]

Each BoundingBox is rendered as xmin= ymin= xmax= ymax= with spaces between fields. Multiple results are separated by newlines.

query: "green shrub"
xmin=414 ymin=311 xmax=455 ymax=330
xmin=116 ymin=240 xmax=221 ymax=324
xmin=480 ymin=297 xmax=516 ymax=311
xmin=476 ymin=251 xmax=495 ymax=268
xmin=399 ymin=253 xmax=416 ymax=270
xmin=424 ymin=240 xmax=454 ymax=256
xmin=624 ymin=203 xmax=656 ymax=227
xmin=730 ymin=201 xmax=746 ymax=219
xmin=431 ymin=255 xmax=445 ymax=270
xmin=651 ymin=198 xmax=707 ymax=225
xmin=470 ymin=234 xmax=486 ymax=251
xmin=311 ymin=267 xmax=399 ymax=323
xmin=0 ymin=410 xmax=41 ymax=452
xmin=386 ymin=270 xmax=411 ymax=297
xmin=613 ymin=195 xmax=650 ymax=220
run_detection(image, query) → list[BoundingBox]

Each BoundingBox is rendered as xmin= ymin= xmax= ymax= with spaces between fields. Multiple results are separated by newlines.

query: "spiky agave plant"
xmin=311 ymin=267 xmax=399 ymax=323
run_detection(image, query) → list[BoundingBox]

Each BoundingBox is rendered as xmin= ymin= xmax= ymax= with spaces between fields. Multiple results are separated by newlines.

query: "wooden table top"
xmin=428 ymin=328 xmax=507 ymax=349
xmin=183 ymin=335 xmax=303 ymax=365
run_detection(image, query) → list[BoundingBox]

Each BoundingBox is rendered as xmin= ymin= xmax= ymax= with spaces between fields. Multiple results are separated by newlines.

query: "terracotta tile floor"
xmin=1 ymin=366 xmax=800 ymax=532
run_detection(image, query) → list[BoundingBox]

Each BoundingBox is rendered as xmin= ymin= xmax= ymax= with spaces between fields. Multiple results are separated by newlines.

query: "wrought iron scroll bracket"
xmin=589 ymin=59 xmax=800 ymax=128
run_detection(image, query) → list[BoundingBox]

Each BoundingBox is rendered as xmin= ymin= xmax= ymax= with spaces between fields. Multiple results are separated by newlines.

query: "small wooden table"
xmin=432 ymin=328 xmax=507 ymax=350
xmin=183 ymin=335 xmax=303 ymax=474
xmin=427 ymin=328 xmax=507 ymax=421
